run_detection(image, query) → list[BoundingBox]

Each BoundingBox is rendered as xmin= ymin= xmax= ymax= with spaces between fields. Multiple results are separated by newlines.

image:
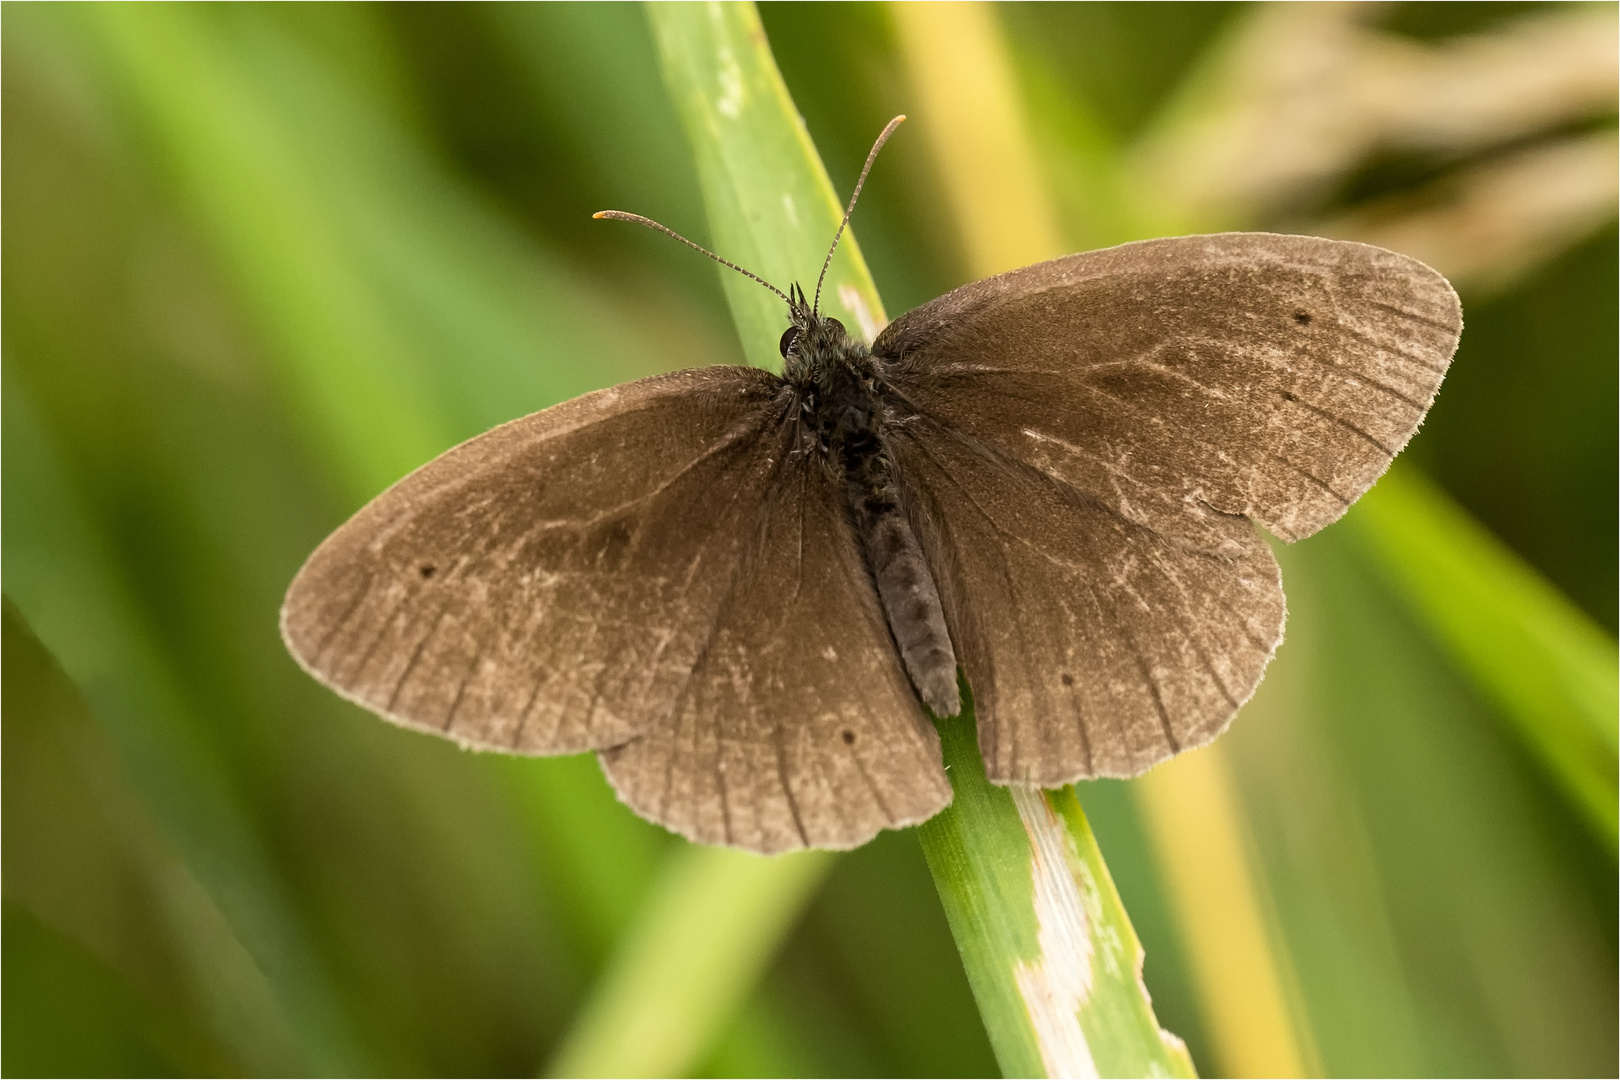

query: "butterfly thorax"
xmin=782 ymin=310 xmax=961 ymax=717
xmin=785 ymin=317 xmax=892 ymax=492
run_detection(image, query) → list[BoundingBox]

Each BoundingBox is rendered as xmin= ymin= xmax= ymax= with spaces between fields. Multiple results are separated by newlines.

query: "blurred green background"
xmin=3 ymin=2 xmax=1614 ymax=1077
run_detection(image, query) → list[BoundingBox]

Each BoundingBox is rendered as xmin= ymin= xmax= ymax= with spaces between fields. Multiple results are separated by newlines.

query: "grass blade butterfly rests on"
xmin=280 ymin=119 xmax=1461 ymax=853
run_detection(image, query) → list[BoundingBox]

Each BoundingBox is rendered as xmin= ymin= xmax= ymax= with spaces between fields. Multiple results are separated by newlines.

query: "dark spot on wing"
xmin=1282 ymin=391 xmax=1300 ymax=402
xmin=419 ymin=564 xmax=436 ymax=579
xmin=1061 ymin=673 xmax=1074 ymax=686
xmin=593 ymin=518 xmax=634 ymax=569
xmin=1293 ymin=310 xmax=1312 ymax=325
xmin=841 ymin=729 xmax=856 ymax=745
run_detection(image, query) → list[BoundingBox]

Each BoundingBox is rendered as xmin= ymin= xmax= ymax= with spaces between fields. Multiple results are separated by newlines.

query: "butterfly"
xmin=281 ymin=118 xmax=1460 ymax=854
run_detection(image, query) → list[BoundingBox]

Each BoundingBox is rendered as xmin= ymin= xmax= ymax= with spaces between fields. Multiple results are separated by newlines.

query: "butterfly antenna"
xmin=812 ymin=114 xmax=905 ymax=315
xmin=592 ymin=210 xmax=792 ymax=306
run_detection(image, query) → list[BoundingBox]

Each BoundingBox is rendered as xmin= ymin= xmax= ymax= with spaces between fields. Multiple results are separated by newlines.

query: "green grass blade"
xmin=633 ymin=6 xmax=1192 ymax=1076
xmin=545 ymin=846 xmax=832 ymax=1077
xmin=1348 ymin=467 xmax=1619 ymax=845
xmin=920 ymin=706 xmax=1198 ymax=1079
xmin=646 ymin=0 xmax=888 ymax=364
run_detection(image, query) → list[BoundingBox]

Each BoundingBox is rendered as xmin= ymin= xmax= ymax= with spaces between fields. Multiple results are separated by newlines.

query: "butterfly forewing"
xmin=599 ymin=451 xmax=952 ymax=853
xmin=877 ymin=233 xmax=1462 ymax=546
xmin=281 ymin=367 xmax=789 ymax=756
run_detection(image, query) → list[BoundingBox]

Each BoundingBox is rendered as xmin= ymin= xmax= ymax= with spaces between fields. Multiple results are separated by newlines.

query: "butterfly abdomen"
xmin=860 ymin=498 xmax=960 ymax=717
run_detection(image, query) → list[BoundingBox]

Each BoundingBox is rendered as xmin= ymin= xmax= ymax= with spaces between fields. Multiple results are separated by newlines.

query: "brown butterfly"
xmin=281 ymin=119 xmax=1460 ymax=854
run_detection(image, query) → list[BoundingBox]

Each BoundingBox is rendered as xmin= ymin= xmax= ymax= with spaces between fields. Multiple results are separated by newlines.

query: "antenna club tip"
xmin=591 ymin=211 xmax=610 ymax=219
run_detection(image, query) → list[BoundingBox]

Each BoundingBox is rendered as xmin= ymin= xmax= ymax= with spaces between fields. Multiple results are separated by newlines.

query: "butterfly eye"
xmin=826 ymin=318 xmax=846 ymax=338
xmin=779 ymin=326 xmax=800 ymax=358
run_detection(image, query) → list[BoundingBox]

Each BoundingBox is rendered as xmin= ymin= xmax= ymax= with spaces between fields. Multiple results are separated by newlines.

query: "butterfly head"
xmin=779 ymin=283 xmax=850 ymax=371
xmin=595 ymin=115 xmax=903 ymax=382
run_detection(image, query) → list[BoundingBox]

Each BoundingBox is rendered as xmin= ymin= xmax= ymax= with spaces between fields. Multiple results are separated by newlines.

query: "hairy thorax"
xmin=789 ymin=332 xmax=885 ymax=475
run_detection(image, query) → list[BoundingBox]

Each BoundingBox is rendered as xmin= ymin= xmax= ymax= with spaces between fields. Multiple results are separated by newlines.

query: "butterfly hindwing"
xmin=890 ymin=419 xmax=1284 ymax=784
xmin=599 ymin=450 xmax=952 ymax=853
